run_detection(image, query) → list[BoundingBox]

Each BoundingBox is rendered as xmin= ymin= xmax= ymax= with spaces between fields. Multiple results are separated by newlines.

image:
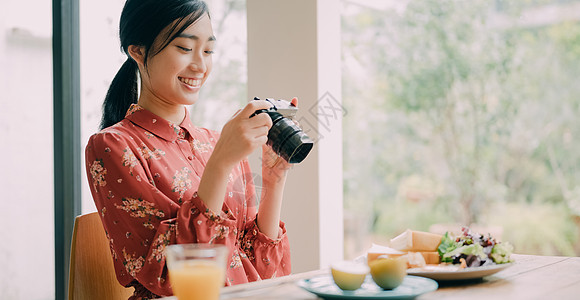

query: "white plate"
xmin=297 ymin=274 xmax=438 ymax=299
xmin=407 ymin=263 xmax=513 ymax=281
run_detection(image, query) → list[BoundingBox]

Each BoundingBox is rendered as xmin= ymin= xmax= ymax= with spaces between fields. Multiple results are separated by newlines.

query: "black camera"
xmin=250 ymin=97 xmax=313 ymax=163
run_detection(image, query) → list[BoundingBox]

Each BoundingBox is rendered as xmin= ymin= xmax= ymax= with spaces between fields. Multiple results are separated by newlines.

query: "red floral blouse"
xmin=85 ymin=104 xmax=291 ymax=299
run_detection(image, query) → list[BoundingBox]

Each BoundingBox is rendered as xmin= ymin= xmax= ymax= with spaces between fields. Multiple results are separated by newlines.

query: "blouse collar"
xmin=124 ymin=104 xmax=197 ymax=142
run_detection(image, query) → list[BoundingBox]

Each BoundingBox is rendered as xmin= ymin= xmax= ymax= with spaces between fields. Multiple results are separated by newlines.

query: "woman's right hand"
xmin=198 ymin=100 xmax=273 ymax=213
xmin=211 ymin=100 xmax=274 ymax=169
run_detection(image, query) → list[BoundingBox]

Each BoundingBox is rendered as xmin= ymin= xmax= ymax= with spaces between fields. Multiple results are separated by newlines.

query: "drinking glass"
xmin=165 ymin=244 xmax=227 ymax=300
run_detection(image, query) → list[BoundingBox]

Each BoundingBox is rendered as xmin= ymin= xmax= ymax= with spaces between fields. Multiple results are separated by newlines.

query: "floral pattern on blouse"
xmin=121 ymin=147 xmax=140 ymax=176
xmin=230 ymin=249 xmax=243 ymax=269
xmin=191 ymin=139 xmax=213 ymax=153
xmin=85 ymin=104 xmax=291 ymax=299
xmin=89 ymin=159 xmax=107 ymax=189
xmin=209 ymin=224 xmax=230 ymax=244
xmin=148 ymin=225 xmax=175 ymax=263
xmin=171 ymin=167 xmax=192 ymax=203
xmin=114 ymin=197 xmax=165 ymax=219
xmin=122 ymin=248 xmax=145 ymax=277
xmin=140 ymin=143 xmax=165 ymax=161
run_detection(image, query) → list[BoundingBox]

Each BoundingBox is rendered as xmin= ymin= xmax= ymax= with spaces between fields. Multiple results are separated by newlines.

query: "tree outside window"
xmin=343 ymin=0 xmax=580 ymax=259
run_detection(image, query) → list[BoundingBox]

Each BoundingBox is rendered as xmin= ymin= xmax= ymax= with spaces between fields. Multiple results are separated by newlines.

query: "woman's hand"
xmin=261 ymin=143 xmax=292 ymax=185
xmin=260 ymin=96 xmax=299 ymax=185
xmin=211 ymin=100 xmax=274 ymax=169
xmin=198 ymin=100 xmax=273 ymax=213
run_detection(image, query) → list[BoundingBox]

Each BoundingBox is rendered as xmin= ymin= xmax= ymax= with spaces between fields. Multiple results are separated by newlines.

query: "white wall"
xmin=247 ymin=0 xmax=344 ymax=273
xmin=0 ymin=1 xmax=54 ymax=299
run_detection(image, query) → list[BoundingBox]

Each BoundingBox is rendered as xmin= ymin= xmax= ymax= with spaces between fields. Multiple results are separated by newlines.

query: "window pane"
xmin=191 ymin=0 xmax=248 ymax=130
xmin=343 ymin=0 xmax=580 ymax=259
xmin=0 ymin=1 xmax=54 ymax=299
xmin=80 ymin=0 xmax=125 ymax=214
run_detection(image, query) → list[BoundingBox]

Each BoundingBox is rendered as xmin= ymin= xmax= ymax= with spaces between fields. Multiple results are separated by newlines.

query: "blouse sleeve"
xmin=85 ymin=132 xmax=238 ymax=296
xmin=238 ymin=160 xmax=292 ymax=279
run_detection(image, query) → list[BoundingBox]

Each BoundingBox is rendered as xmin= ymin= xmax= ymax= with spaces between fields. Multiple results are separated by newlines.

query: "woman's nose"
xmin=190 ymin=51 xmax=207 ymax=73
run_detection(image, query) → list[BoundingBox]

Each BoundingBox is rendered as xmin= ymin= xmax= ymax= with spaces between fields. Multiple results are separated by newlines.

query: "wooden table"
xmin=162 ymin=254 xmax=580 ymax=299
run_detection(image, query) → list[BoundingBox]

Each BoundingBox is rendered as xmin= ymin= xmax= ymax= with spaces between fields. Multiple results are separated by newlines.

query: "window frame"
xmin=53 ymin=0 xmax=82 ymax=298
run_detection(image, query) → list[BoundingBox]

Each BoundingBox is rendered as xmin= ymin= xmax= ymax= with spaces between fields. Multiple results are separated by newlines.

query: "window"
xmin=342 ymin=0 xmax=580 ymax=259
xmin=80 ymin=0 xmax=125 ymax=213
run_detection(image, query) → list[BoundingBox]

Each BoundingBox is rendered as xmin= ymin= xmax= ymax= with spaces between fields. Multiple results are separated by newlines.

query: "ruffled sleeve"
xmin=240 ymin=218 xmax=291 ymax=279
xmin=176 ymin=192 xmax=238 ymax=254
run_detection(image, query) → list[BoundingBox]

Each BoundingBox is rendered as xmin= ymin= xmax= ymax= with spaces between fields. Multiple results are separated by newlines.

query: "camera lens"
xmin=266 ymin=111 xmax=313 ymax=163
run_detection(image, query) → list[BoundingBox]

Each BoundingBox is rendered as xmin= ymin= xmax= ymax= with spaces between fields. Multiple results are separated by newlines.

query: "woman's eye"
xmin=177 ymin=46 xmax=192 ymax=52
xmin=205 ymin=50 xmax=215 ymax=55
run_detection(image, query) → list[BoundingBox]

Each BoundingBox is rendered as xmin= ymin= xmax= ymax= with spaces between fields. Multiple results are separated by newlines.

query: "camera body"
xmin=251 ymin=97 xmax=313 ymax=164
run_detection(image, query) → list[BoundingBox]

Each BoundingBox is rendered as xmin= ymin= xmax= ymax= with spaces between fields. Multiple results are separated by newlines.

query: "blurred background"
xmin=341 ymin=0 xmax=580 ymax=260
xmin=1 ymin=0 xmax=579 ymax=299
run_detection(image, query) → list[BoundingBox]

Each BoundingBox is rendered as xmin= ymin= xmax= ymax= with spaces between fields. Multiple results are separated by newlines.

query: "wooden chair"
xmin=68 ymin=212 xmax=134 ymax=300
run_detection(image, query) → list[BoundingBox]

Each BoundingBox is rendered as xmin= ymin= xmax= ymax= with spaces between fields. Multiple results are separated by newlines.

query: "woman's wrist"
xmin=198 ymin=155 xmax=235 ymax=213
xmin=206 ymin=152 xmax=235 ymax=176
xmin=261 ymin=169 xmax=287 ymax=187
xmin=257 ymin=167 xmax=286 ymax=239
xmin=262 ymin=159 xmax=290 ymax=186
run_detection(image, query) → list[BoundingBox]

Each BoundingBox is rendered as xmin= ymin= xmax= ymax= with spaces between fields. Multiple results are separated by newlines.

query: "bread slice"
xmin=366 ymin=244 xmax=406 ymax=264
xmin=410 ymin=251 xmax=440 ymax=265
xmin=389 ymin=229 xmax=443 ymax=252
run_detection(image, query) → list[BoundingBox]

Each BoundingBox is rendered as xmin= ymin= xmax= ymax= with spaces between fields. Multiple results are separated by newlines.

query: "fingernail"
xmin=291 ymin=97 xmax=298 ymax=107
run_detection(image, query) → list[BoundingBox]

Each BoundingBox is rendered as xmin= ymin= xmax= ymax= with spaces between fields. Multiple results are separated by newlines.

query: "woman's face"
xmin=140 ymin=13 xmax=215 ymax=107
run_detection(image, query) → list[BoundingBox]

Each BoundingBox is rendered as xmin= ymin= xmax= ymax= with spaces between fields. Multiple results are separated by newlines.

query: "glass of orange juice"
xmin=165 ymin=244 xmax=227 ymax=300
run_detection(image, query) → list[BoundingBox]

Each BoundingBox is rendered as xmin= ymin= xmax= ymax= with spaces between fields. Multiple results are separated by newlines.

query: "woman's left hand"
xmin=261 ymin=143 xmax=292 ymax=183
xmin=261 ymin=97 xmax=299 ymax=185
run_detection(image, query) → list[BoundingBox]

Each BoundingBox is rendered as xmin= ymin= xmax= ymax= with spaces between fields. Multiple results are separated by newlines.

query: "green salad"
xmin=437 ymin=227 xmax=513 ymax=267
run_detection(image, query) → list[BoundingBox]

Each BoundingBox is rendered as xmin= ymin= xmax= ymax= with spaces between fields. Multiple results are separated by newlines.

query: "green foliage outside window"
xmin=343 ymin=0 xmax=580 ymax=258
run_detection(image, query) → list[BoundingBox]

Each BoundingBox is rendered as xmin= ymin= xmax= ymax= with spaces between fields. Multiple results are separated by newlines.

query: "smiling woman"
xmin=83 ymin=0 xmax=294 ymax=299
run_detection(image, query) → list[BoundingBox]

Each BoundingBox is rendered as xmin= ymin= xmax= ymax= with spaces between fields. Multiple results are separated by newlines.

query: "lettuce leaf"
xmin=490 ymin=242 xmax=514 ymax=264
xmin=442 ymin=243 xmax=488 ymax=261
xmin=437 ymin=232 xmax=458 ymax=263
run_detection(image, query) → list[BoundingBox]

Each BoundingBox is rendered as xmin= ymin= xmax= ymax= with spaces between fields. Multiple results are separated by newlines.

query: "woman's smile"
xmin=178 ymin=76 xmax=203 ymax=89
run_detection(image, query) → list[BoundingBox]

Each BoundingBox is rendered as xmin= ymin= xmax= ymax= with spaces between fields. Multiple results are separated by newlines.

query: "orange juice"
xmin=169 ymin=260 xmax=224 ymax=300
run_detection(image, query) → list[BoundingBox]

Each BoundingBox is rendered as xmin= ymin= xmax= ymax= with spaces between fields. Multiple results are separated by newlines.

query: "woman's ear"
xmin=128 ymin=45 xmax=146 ymax=66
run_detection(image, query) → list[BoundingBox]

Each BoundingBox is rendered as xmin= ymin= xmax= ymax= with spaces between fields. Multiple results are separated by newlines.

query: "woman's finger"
xmin=229 ymin=108 xmax=243 ymax=120
xmin=241 ymin=100 xmax=274 ymax=118
xmin=247 ymin=125 xmax=270 ymax=139
xmin=247 ymin=112 xmax=273 ymax=129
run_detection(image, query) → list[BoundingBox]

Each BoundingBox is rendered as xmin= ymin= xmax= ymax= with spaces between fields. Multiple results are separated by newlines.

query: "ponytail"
xmin=100 ymin=58 xmax=138 ymax=129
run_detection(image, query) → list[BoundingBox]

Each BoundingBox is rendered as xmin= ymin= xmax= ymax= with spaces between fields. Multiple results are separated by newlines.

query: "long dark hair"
xmin=100 ymin=0 xmax=209 ymax=129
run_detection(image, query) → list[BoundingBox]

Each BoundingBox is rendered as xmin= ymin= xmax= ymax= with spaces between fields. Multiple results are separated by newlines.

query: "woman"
xmin=85 ymin=0 xmax=292 ymax=298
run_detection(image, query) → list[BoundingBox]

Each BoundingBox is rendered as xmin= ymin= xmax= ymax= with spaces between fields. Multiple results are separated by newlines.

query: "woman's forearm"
xmin=197 ymin=157 xmax=233 ymax=213
xmin=257 ymin=169 xmax=288 ymax=239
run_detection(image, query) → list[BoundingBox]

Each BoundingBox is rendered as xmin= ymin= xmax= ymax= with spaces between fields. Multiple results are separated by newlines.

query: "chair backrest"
xmin=68 ymin=212 xmax=134 ymax=300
